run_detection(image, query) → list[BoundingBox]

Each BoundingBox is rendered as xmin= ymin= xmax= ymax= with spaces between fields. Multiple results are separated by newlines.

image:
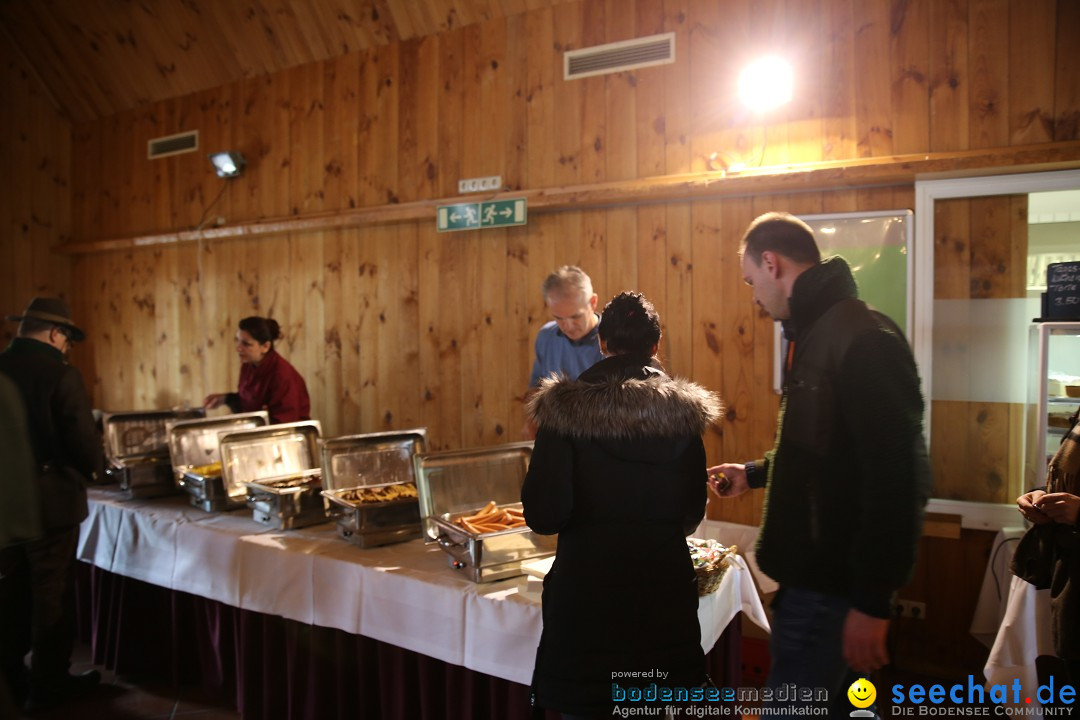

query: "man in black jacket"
xmin=708 ymin=213 xmax=929 ymax=713
xmin=0 ymin=297 xmax=105 ymax=710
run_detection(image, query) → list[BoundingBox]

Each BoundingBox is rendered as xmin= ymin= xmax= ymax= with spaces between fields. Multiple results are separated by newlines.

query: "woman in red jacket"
xmin=203 ymin=316 xmax=311 ymax=424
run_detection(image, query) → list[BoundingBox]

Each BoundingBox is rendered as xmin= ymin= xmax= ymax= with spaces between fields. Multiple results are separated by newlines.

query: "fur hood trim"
xmin=527 ymin=373 xmax=722 ymax=439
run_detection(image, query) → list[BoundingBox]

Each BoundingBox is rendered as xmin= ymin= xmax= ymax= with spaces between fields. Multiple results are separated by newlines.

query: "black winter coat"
xmin=0 ymin=337 xmax=104 ymax=530
xmin=753 ymin=258 xmax=928 ymax=619
xmin=521 ymin=354 xmax=722 ymax=716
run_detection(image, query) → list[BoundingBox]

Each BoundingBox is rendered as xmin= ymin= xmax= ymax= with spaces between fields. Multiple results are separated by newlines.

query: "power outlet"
xmin=895 ymin=599 xmax=927 ymax=620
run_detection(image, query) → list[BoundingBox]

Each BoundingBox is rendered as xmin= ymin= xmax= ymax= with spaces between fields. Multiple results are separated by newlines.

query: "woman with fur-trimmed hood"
xmin=522 ymin=291 xmax=722 ymax=718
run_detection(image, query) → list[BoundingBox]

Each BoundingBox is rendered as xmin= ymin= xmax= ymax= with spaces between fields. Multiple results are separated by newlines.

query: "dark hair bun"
xmin=239 ymin=316 xmax=282 ymax=345
xmin=598 ymin=292 xmax=661 ymax=356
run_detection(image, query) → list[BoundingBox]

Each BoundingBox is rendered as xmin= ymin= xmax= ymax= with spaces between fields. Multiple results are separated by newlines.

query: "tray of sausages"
xmin=415 ymin=442 xmax=555 ymax=583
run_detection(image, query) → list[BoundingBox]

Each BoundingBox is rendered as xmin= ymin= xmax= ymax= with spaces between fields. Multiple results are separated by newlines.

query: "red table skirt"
xmin=76 ymin=562 xmax=741 ymax=720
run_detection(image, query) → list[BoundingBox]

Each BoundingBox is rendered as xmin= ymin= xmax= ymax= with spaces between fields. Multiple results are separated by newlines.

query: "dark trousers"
xmin=767 ymin=586 xmax=874 ymax=718
xmin=0 ymin=526 xmax=80 ymax=694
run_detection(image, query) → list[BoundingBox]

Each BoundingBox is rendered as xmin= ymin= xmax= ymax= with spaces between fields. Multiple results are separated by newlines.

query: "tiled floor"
xmin=16 ymin=641 xmax=241 ymax=720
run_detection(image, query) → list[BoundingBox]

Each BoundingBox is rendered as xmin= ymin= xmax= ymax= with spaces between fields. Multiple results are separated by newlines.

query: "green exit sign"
xmin=437 ymin=198 xmax=527 ymax=233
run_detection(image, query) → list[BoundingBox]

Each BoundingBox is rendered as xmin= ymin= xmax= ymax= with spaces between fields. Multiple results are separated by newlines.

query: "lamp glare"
xmin=738 ymin=57 xmax=793 ymax=112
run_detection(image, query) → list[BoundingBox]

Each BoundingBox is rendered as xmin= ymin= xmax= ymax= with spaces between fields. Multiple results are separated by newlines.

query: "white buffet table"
xmin=78 ymin=488 xmax=769 ymax=686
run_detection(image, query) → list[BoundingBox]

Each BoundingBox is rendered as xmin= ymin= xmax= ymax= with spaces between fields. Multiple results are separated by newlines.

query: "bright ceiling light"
xmin=737 ymin=57 xmax=793 ymax=112
xmin=208 ymin=151 xmax=246 ymax=178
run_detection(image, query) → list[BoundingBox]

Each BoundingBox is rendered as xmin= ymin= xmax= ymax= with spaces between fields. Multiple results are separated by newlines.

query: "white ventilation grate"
xmin=147 ymin=130 xmax=199 ymax=159
xmin=564 ymin=32 xmax=675 ymax=80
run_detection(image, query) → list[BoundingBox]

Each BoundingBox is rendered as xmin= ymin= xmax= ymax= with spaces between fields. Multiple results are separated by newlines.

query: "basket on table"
xmin=687 ymin=538 xmax=737 ymax=597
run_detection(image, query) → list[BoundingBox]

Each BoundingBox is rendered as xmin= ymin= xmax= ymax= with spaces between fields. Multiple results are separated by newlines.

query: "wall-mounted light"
xmin=208 ymin=151 xmax=246 ymax=178
xmin=737 ymin=56 xmax=793 ymax=112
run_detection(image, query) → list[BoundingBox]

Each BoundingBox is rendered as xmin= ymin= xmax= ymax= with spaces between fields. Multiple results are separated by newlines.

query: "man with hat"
xmin=0 ymin=297 xmax=104 ymax=710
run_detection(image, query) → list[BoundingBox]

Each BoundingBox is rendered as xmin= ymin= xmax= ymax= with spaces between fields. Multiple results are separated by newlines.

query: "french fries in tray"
xmin=454 ymin=501 xmax=527 ymax=535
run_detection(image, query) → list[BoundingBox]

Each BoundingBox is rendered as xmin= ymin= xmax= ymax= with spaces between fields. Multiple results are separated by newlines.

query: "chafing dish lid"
xmin=103 ymin=409 xmax=205 ymax=463
xmin=167 ymin=412 xmax=270 ymax=476
xmin=219 ymin=420 xmax=322 ymax=493
xmin=321 ymin=428 xmax=427 ymax=491
xmin=414 ymin=442 xmax=532 ymax=540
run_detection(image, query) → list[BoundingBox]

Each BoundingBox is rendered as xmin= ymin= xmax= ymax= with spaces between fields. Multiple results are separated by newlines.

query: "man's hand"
xmin=842 ymin=609 xmax=889 ymax=673
xmin=1017 ymin=489 xmax=1051 ymax=524
xmin=706 ymin=464 xmax=749 ymax=497
xmin=1035 ymin=492 xmax=1080 ymax=526
xmin=203 ymin=393 xmax=226 ymax=410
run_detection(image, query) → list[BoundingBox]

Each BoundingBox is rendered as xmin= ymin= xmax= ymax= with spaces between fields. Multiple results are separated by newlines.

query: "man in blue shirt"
xmin=523 ymin=266 xmax=604 ymax=438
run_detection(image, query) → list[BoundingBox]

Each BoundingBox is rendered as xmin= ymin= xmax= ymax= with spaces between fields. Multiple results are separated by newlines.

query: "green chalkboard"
xmin=767 ymin=211 xmax=912 ymax=393
xmin=801 ymin=210 xmax=912 ymax=336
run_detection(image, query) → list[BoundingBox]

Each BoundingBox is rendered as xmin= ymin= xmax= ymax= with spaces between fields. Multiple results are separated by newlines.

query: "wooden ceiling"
xmin=0 ymin=0 xmax=569 ymax=123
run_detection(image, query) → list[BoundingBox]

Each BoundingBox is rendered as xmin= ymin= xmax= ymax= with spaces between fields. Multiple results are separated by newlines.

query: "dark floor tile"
xmin=18 ymin=640 xmax=241 ymax=720
xmin=173 ymin=709 xmax=246 ymax=719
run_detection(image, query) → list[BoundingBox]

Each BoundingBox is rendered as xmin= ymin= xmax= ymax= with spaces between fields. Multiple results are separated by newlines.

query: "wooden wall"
xmin=19 ymin=0 xmax=1080 ymax=681
xmin=65 ymin=0 xmax=1080 ymax=518
xmin=0 ymin=41 xmax=71 ymax=345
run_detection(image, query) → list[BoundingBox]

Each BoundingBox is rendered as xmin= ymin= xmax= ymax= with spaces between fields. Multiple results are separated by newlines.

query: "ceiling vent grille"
xmin=564 ymin=32 xmax=675 ymax=80
xmin=147 ymin=130 xmax=199 ymax=159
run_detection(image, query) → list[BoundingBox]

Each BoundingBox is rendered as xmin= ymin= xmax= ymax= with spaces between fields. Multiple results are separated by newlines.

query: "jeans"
xmin=766 ymin=586 xmax=875 ymax=719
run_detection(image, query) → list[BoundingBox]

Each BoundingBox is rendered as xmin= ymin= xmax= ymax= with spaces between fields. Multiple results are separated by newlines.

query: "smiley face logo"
xmin=848 ymin=678 xmax=876 ymax=709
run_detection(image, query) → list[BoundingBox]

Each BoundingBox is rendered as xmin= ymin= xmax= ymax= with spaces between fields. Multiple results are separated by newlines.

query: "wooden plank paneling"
xmin=604 ymin=0 xmax=637 ymax=182
xmin=852 ymin=0 xmax=893 ymax=157
xmin=890 ymin=0 xmax=931 ymax=154
xmin=1054 ymin=0 xmax=1080 ymax=141
xmin=968 ymin=0 xmax=1010 ymax=149
xmin=0 ymin=0 xmax=559 ymax=122
xmin=12 ymin=0 xmax=1080 ymax=688
xmin=1008 ymin=0 xmax=1055 ymax=144
xmin=689 ymin=0 xmax=739 ymax=175
xmin=785 ymin=0 xmax=824 ymax=164
xmin=633 ymin=0 xmax=665 ymax=179
xmin=823 ymin=0 xmax=856 ymax=160
xmin=660 ymin=0 xmax=691 ymax=175
xmin=524 ymin=7 xmax=556 ymax=190
xmin=0 ymin=37 xmax=70 ymax=348
xmin=928 ymin=0 xmax=969 ymax=152
xmin=551 ymin=1 xmax=583 ymax=187
xmin=49 ymin=0 xmax=1077 ymax=482
xmin=579 ymin=0 xmax=607 ymax=184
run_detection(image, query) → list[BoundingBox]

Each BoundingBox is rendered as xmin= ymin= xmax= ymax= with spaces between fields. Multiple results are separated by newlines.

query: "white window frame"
xmin=914 ymin=168 xmax=1080 ymax=529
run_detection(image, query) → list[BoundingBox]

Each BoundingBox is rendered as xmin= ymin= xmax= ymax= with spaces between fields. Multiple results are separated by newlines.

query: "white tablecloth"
xmin=970 ymin=527 xmax=1025 ymax=647
xmin=983 ymin=574 xmax=1056 ymax=719
xmin=78 ymin=489 xmax=769 ymax=686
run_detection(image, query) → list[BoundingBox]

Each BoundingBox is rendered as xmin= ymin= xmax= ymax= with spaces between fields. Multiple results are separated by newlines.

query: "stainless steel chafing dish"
xmin=414 ymin=441 xmax=554 ymax=582
xmin=219 ymin=421 xmax=326 ymax=529
xmin=320 ymin=428 xmax=427 ymax=548
xmin=102 ymin=408 xmax=205 ymax=499
xmin=167 ymin=412 xmax=269 ymax=512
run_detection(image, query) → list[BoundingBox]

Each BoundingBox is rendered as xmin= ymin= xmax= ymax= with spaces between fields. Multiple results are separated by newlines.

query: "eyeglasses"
xmin=52 ymin=326 xmax=72 ymax=351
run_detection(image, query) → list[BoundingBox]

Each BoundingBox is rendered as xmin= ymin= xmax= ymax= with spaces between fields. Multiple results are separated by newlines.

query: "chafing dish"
xmin=168 ymin=412 xmax=269 ymax=511
xmin=102 ymin=408 xmax=204 ymax=499
xmin=415 ymin=442 xmax=555 ymax=582
xmin=244 ymin=469 xmax=325 ymax=527
xmin=320 ymin=429 xmax=427 ymax=548
xmin=219 ymin=421 xmax=326 ymax=529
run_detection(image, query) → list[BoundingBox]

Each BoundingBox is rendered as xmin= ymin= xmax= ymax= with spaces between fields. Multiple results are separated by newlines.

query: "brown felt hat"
xmin=6 ymin=297 xmax=86 ymax=342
